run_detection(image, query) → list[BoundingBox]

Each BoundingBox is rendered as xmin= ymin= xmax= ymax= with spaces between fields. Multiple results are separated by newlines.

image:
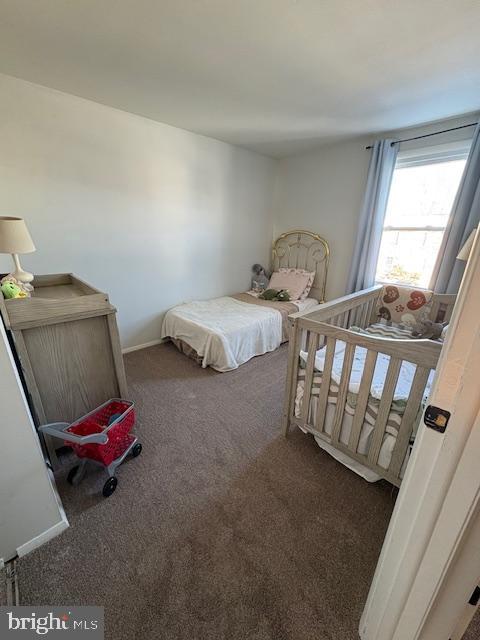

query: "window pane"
xmin=376 ymin=230 xmax=445 ymax=289
xmin=376 ymin=156 xmax=467 ymax=288
xmin=384 ymin=159 xmax=466 ymax=229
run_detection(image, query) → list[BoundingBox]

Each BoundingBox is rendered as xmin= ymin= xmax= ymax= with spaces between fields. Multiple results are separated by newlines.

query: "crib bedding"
xmin=296 ymin=337 xmax=434 ymax=480
xmin=299 ymin=338 xmax=434 ymax=407
xmin=162 ymin=294 xmax=318 ymax=372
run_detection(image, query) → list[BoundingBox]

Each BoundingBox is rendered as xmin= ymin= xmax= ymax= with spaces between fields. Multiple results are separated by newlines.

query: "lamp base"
xmin=11 ymin=253 xmax=34 ymax=284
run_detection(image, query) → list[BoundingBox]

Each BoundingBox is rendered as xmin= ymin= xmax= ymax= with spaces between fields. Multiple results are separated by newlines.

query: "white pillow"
xmin=268 ymin=270 xmax=312 ymax=301
xmin=278 ymin=268 xmax=315 ymax=300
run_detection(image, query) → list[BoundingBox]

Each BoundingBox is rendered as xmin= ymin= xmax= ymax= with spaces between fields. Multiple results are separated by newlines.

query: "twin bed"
xmin=161 ymin=230 xmax=329 ymax=371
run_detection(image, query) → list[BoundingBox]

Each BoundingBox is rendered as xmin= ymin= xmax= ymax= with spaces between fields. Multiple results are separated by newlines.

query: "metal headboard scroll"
xmin=272 ymin=230 xmax=330 ymax=303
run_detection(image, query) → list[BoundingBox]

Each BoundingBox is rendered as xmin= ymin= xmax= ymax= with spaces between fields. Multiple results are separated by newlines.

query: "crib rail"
xmin=283 ymin=315 xmax=442 ymax=487
xmin=289 ymin=284 xmax=383 ymax=330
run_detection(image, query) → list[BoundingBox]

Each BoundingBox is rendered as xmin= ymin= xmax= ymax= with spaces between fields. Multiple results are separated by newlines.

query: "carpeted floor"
xmin=15 ymin=343 xmax=399 ymax=639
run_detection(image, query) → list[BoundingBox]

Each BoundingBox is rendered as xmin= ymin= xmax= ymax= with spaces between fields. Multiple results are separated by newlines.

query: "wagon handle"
xmin=39 ymin=422 xmax=109 ymax=445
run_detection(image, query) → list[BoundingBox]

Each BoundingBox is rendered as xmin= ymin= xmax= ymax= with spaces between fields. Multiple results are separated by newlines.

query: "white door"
xmin=0 ymin=321 xmax=68 ymax=564
xmin=360 ymin=229 xmax=480 ymax=640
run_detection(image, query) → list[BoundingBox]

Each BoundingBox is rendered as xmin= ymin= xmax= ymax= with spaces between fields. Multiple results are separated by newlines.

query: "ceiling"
xmin=0 ymin=0 xmax=479 ymax=157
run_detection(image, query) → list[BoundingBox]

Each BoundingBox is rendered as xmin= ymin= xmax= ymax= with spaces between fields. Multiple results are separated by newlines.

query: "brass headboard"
xmin=272 ymin=230 xmax=330 ymax=303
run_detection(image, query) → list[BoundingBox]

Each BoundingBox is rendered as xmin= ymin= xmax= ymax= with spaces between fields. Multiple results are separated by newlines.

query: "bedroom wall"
xmin=0 ymin=74 xmax=276 ymax=349
xmin=273 ymin=113 xmax=478 ymax=301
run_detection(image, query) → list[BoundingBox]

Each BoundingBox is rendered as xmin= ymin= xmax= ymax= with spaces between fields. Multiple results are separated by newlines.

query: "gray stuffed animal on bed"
xmin=251 ymin=264 xmax=270 ymax=292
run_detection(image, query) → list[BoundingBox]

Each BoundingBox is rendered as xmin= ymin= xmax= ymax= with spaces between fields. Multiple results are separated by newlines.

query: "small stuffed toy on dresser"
xmin=0 ymin=275 xmax=32 ymax=299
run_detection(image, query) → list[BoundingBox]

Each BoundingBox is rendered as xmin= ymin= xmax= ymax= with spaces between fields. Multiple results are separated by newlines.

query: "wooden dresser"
xmin=0 ymin=273 xmax=127 ymax=463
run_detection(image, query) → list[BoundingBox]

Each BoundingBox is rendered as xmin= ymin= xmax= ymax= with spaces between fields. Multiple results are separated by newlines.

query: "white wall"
xmin=0 ymin=321 xmax=67 ymax=563
xmin=273 ymin=136 xmax=370 ymax=299
xmin=0 ymin=74 xmax=276 ymax=349
xmin=1 ymin=72 xmax=477 ymax=336
xmin=273 ymin=114 xmax=478 ymax=300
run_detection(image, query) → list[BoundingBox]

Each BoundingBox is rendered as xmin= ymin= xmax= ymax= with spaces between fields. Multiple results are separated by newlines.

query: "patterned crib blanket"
xmin=296 ymin=329 xmax=434 ymax=438
xmin=295 ymin=368 xmax=409 ymax=440
xmin=299 ymin=339 xmax=434 ymax=409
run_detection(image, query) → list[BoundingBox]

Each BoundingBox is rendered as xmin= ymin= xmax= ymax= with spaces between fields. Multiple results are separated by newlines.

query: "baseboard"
xmin=122 ymin=338 xmax=166 ymax=354
xmin=17 ymin=518 xmax=69 ymax=558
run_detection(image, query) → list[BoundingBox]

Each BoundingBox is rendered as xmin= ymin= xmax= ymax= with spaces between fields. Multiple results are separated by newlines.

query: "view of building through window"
xmin=375 ymin=155 xmax=468 ymax=288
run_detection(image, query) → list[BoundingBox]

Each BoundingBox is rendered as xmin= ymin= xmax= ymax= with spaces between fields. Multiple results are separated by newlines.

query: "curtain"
xmin=430 ymin=123 xmax=480 ymax=293
xmin=346 ymin=139 xmax=398 ymax=293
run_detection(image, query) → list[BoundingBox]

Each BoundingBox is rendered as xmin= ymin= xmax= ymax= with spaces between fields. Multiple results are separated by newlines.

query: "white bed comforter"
xmin=161 ymin=296 xmax=284 ymax=372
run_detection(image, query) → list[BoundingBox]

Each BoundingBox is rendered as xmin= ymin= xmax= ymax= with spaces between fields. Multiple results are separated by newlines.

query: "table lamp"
xmin=0 ymin=216 xmax=36 ymax=283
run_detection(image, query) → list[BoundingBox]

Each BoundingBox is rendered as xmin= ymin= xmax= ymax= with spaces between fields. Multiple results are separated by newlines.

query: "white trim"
xmin=397 ymin=140 xmax=472 ymax=168
xmin=122 ymin=338 xmax=165 ymax=354
xmin=16 ymin=518 xmax=69 ymax=558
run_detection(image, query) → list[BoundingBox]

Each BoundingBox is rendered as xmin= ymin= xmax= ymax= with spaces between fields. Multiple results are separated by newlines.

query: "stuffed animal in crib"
xmin=411 ymin=319 xmax=446 ymax=340
xmin=0 ymin=281 xmax=27 ymax=299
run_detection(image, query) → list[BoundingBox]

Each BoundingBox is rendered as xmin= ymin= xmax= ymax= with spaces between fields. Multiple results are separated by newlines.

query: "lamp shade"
xmin=0 ymin=217 xmax=36 ymax=254
xmin=456 ymin=228 xmax=477 ymax=262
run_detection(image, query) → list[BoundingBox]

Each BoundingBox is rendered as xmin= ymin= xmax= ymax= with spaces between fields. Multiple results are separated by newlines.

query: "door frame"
xmin=360 ymin=229 xmax=480 ymax=640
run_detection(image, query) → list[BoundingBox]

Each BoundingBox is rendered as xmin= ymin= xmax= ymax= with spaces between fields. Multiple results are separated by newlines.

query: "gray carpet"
xmin=16 ymin=343 xmax=399 ymax=639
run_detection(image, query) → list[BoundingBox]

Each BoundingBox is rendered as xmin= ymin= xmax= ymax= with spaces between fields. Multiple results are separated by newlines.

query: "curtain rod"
xmin=365 ymin=122 xmax=478 ymax=150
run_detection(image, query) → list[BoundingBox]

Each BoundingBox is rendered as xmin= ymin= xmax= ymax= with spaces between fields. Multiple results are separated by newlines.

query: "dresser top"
xmin=0 ymin=273 xmax=113 ymax=330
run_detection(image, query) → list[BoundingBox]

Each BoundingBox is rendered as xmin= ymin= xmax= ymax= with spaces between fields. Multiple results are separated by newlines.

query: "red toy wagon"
xmin=40 ymin=399 xmax=142 ymax=497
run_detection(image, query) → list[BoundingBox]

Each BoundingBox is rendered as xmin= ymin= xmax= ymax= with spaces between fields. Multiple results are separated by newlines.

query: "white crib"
xmin=282 ymin=285 xmax=456 ymax=486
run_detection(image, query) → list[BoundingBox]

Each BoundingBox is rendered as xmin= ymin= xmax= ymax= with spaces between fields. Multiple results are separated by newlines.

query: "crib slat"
xmin=331 ymin=343 xmax=355 ymax=444
xmin=430 ymin=299 xmax=441 ymax=324
xmin=301 ymin=332 xmax=320 ymax=426
xmin=389 ymin=366 xmax=431 ymax=478
xmin=315 ymin=337 xmax=336 ymax=433
xmin=359 ymin=301 xmax=370 ymax=328
xmin=348 ymin=349 xmax=378 ymax=453
xmin=367 ymin=297 xmax=378 ymax=325
xmin=368 ymin=357 xmax=402 ymax=465
xmin=354 ymin=304 xmax=365 ymax=327
xmin=348 ymin=306 xmax=357 ymax=327
xmin=283 ymin=321 xmax=302 ymax=435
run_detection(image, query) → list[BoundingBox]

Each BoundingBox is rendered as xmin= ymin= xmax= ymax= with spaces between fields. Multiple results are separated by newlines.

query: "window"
xmin=375 ymin=142 xmax=470 ymax=288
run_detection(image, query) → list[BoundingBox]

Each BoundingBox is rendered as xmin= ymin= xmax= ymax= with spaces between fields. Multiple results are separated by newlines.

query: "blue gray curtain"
xmin=430 ymin=123 xmax=480 ymax=293
xmin=346 ymin=139 xmax=398 ymax=293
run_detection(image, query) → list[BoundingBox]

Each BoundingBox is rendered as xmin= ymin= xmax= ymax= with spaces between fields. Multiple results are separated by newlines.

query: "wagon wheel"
xmin=102 ymin=477 xmax=118 ymax=497
xmin=131 ymin=442 xmax=142 ymax=457
xmin=67 ymin=465 xmax=82 ymax=486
